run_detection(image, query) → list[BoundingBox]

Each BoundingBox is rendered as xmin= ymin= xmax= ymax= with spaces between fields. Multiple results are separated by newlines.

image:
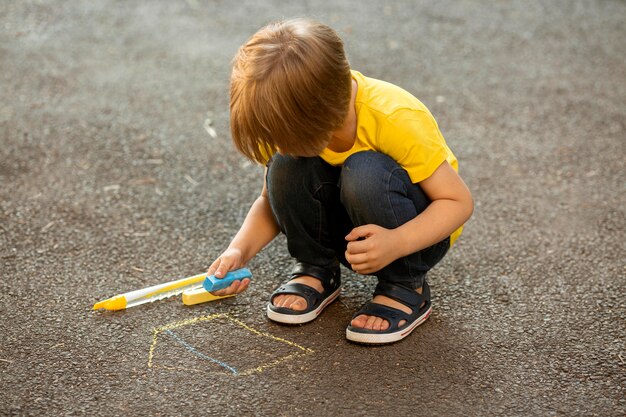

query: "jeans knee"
xmin=267 ymin=155 xmax=335 ymax=202
xmin=340 ymin=151 xmax=399 ymax=206
xmin=267 ymin=154 xmax=297 ymax=195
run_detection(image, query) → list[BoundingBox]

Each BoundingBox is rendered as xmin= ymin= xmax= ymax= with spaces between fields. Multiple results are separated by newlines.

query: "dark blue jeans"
xmin=266 ymin=151 xmax=449 ymax=290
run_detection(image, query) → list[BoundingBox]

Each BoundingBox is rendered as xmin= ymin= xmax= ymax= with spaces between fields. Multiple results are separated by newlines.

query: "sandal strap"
xmin=355 ymin=302 xmax=410 ymax=330
xmin=270 ymin=282 xmax=322 ymax=309
xmin=373 ymin=281 xmax=430 ymax=309
xmin=290 ymin=261 xmax=340 ymax=293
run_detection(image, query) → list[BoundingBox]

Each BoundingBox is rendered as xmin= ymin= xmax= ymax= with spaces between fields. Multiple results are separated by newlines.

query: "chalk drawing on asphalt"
xmin=148 ymin=313 xmax=314 ymax=375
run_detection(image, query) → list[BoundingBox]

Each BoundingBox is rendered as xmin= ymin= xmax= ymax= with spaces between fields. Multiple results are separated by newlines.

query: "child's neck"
xmin=328 ymin=79 xmax=358 ymax=153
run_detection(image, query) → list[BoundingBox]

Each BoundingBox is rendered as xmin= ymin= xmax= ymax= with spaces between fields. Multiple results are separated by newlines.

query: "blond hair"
xmin=230 ymin=18 xmax=352 ymax=163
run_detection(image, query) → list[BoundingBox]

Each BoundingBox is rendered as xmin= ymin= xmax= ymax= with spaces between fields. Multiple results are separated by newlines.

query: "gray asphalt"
xmin=1 ymin=1 xmax=624 ymax=416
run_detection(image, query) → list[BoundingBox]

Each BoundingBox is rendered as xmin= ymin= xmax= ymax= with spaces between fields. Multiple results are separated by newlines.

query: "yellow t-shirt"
xmin=319 ymin=70 xmax=463 ymax=245
xmin=259 ymin=70 xmax=463 ymax=245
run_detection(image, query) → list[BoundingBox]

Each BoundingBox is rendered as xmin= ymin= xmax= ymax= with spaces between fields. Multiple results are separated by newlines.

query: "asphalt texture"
xmin=1 ymin=1 xmax=625 ymax=416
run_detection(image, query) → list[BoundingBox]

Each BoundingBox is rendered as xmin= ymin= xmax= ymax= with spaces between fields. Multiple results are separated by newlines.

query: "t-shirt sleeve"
xmin=377 ymin=109 xmax=449 ymax=184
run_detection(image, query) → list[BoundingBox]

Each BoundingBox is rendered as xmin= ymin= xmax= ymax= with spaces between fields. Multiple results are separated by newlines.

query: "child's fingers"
xmin=345 ymin=225 xmax=375 ymax=241
xmin=211 ymin=278 xmax=251 ymax=296
xmin=237 ymin=278 xmax=251 ymax=293
xmin=207 ymin=258 xmax=222 ymax=276
xmin=214 ymin=258 xmax=236 ymax=278
xmin=350 ymin=262 xmax=372 ymax=274
xmin=345 ymin=229 xmax=362 ymax=241
xmin=348 ymin=255 xmax=372 ymax=273
xmin=211 ymin=280 xmax=241 ymax=296
xmin=345 ymin=251 xmax=368 ymax=265
xmin=346 ymin=239 xmax=369 ymax=254
xmin=347 ymin=256 xmax=368 ymax=269
xmin=230 ymin=278 xmax=251 ymax=294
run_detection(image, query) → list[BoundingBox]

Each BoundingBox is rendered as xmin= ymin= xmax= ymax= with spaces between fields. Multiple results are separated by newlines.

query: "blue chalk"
xmin=203 ymin=268 xmax=253 ymax=292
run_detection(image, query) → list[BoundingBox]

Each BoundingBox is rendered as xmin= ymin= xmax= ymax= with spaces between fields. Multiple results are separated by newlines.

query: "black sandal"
xmin=266 ymin=262 xmax=341 ymax=324
xmin=346 ymin=281 xmax=432 ymax=344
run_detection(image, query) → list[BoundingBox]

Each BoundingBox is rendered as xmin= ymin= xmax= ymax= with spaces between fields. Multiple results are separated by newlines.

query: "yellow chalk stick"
xmin=182 ymin=287 xmax=235 ymax=306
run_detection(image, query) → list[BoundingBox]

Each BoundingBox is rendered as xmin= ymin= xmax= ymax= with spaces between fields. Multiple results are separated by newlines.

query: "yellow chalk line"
xmin=154 ymin=313 xmax=223 ymax=332
xmin=147 ymin=313 xmax=314 ymax=374
xmin=238 ymin=351 xmax=310 ymax=376
xmin=153 ymin=363 xmax=231 ymax=375
xmin=147 ymin=327 xmax=159 ymax=368
xmin=224 ymin=314 xmax=314 ymax=354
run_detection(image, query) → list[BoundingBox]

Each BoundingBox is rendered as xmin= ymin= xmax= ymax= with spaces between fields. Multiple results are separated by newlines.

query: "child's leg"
xmin=266 ymin=154 xmax=352 ymax=269
xmin=265 ymin=154 xmax=352 ymax=322
xmin=340 ymin=151 xmax=450 ymax=289
xmin=341 ymin=151 xmax=449 ymax=342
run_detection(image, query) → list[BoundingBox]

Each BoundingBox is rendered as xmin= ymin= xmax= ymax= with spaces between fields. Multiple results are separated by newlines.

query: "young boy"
xmin=207 ymin=18 xmax=473 ymax=344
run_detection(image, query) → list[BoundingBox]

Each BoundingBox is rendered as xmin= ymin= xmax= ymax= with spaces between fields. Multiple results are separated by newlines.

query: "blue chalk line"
xmin=164 ymin=329 xmax=238 ymax=375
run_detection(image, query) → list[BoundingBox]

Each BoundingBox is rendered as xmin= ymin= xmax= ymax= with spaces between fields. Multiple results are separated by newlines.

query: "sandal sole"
xmin=266 ymin=287 xmax=341 ymax=324
xmin=345 ymin=305 xmax=432 ymax=344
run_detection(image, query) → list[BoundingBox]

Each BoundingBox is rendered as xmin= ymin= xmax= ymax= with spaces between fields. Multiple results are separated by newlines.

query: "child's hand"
xmin=207 ymin=248 xmax=250 ymax=296
xmin=345 ymin=225 xmax=400 ymax=274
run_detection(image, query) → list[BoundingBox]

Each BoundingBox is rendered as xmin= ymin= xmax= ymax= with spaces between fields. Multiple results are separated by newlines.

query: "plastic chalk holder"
xmin=203 ymin=268 xmax=253 ymax=292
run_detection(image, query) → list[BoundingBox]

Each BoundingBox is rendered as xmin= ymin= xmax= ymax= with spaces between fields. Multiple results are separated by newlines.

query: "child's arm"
xmin=208 ymin=169 xmax=280 ymax=295
xmin=345 ymin=161 xmax=473 ymax=275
